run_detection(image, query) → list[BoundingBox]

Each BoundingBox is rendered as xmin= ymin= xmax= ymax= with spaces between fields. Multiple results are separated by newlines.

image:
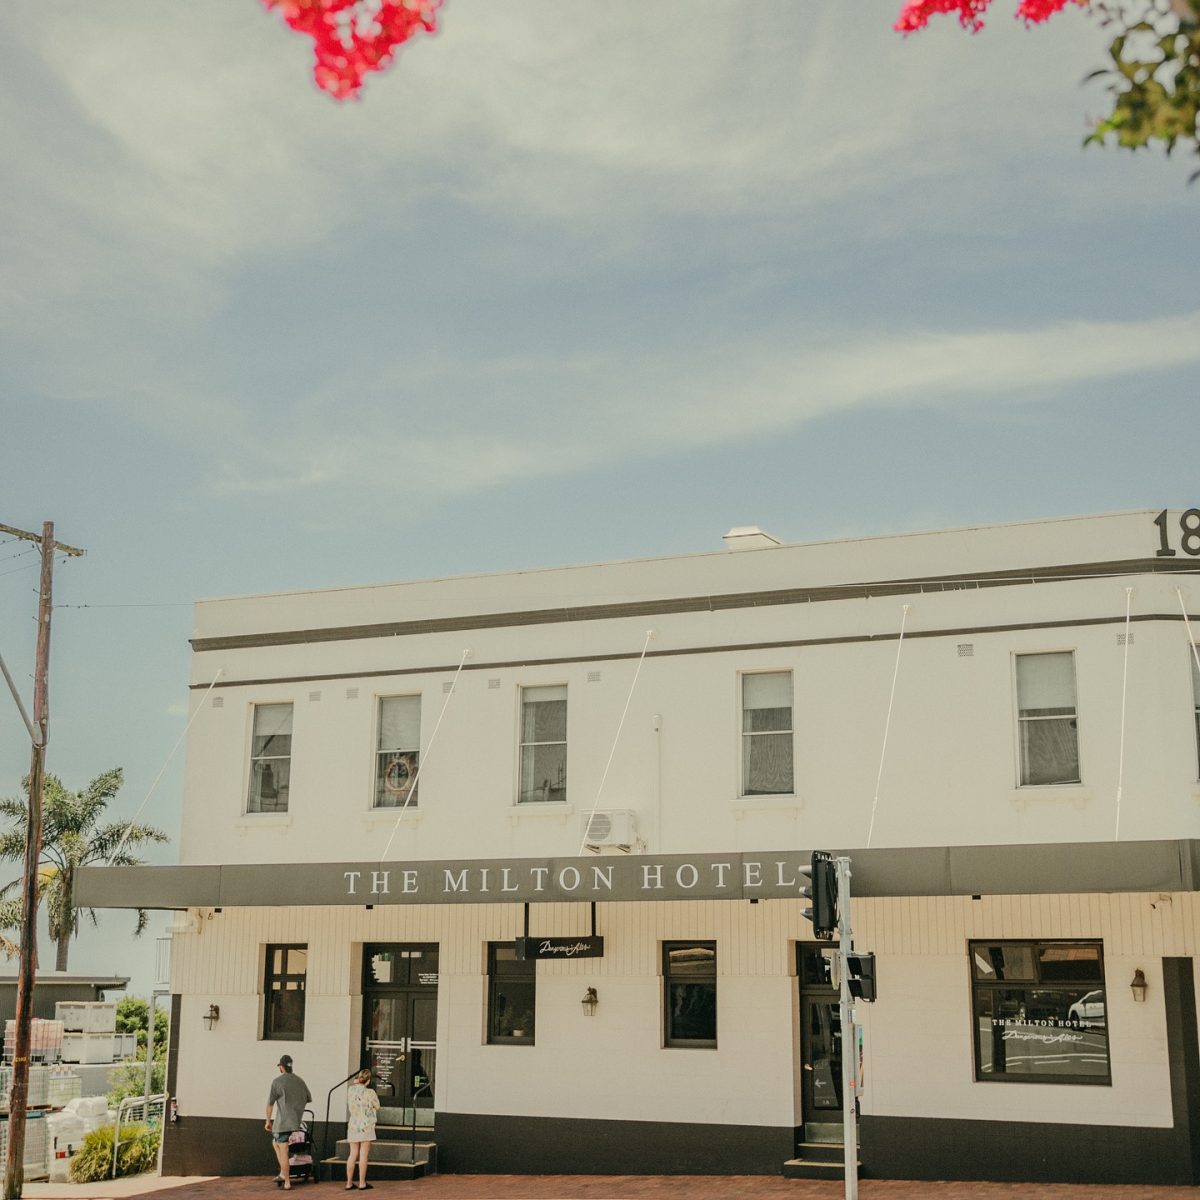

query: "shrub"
xmin=68 ymin=1123 xmax=161 ymax=1183
xmin=107 ymin=1058 xmax=166 ymax=1106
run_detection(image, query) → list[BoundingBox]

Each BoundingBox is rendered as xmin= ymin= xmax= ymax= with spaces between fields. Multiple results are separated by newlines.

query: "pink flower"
xmin=262 ymin=0 xmax=443 ymax=99
xmin=894 ymin=0 xmax=1086 ymax=32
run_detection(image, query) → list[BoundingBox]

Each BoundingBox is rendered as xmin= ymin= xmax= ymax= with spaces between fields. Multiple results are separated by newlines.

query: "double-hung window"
xmin=248 ymin=703 xmax=293 ymax=813
xmin=663 ymin=942 xmax=717 ymax=1048
xmin=263 ymin=944 xmax=307 ymax=1040
xmin=969 ymin=940 xmax=1109 ymax=1084
xmin=1015 ymin=652 xmax=1080 ymax=786
xmin=487 ymin=943 xmax=535 ymax=1044
xmin=375 ymin=695 xmax=421 ymax=808
xmin=741 ymin=671 xmax=793 ymax=796
xmin=518 ymin=685 xmax=567 ymax=804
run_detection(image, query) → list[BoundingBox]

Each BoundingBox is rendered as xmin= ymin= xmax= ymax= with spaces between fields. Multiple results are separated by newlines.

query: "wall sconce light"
xmin=581 ymin=987 xmax=598 ymax=1017
xmin=203 ymin=1004 xmax=220 ymax=1030
xmin=1130 ymin=969 xmax=1148 ymax=1003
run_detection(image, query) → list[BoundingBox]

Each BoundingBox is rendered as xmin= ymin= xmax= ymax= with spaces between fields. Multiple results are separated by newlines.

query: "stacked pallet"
xmin=2 ymin=1018 xmax=64 ymax=1064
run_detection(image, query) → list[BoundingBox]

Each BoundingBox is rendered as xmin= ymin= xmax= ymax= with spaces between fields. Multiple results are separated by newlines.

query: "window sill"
xmin=730 ymin=795 xmax=802 ymax=817
xmin=508 ymin=803 xmax=575 ymax=823
xmin=234 ymin=813 xmax=293 ymax=833
xmin=1010 ymin=786 xmax=1091 ymax=810
xmin=362 ymin=808 xmax=423 ymax=829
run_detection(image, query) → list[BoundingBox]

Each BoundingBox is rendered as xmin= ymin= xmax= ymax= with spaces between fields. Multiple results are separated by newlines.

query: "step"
xmin=375 ymin=1123 xmax=434 ymax=1140
xmin=782 ymin=1157 xmax=863 ymax=1181
xmin=333 ymin=1139 xmax=436 ymax=1166
xmin=793 ymin=1141 xmax=844 ymax=1164
xmin=320 ymin=1157 xmax=426 ymax=1182
xmin=783 ymin=1158 xmax=843 ymax=1181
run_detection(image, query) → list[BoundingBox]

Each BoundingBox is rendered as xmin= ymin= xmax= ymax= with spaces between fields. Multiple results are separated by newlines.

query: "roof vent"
xmin=723 ymin=525 xmax=782 ymax=552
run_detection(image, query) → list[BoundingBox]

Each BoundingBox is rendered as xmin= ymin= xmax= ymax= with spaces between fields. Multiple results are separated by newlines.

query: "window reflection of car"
xmin=1067 ymin=990 xmax=1105 ymax=1028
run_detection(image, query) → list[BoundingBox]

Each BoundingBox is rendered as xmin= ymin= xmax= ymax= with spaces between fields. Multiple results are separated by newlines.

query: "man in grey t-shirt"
xmin=266 ymin=1055 xmax=312 ymax=1188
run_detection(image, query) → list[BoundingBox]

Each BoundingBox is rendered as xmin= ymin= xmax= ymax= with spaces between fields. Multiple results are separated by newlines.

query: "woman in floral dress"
xmin=345 ymin=1068 xmax=380 ymax=1189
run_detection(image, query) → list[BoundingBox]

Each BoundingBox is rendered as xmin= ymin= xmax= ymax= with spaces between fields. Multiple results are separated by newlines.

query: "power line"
xmin=54 ymin=601 xmax=191 ymax=610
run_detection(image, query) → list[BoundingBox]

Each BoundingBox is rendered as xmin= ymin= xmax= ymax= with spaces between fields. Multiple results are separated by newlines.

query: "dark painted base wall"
xmin=162 ymin=1116 xmax=346 ymax=1178
xmin=161 ymin=1113 xmax=791 ymax=1177
xmin=163 ymin=1111 xmax=1195 ymax=1185
xmin=861 ymin=1115 xmax=1195 ymax=1186
xmin=437 ymin=1112 xmax=793 ymax=1175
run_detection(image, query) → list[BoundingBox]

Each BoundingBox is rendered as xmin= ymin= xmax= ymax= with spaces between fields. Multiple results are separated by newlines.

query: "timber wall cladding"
xmin=168 ymin=897 xmax=804 ymax=996
xmin=168 ymin=891 xmax=1200 ymax=997
xmin=857 ymin=892 xmax=1200 ymax=957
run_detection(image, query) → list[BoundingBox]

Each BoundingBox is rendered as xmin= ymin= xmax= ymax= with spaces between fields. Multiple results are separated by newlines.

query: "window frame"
xmin=246 ymin=702 xmax=295 ymax=814
xmin=1013 ymin=651 xmax=1081 ymax=788
xmin=373 ymin=693 xmax=422 ymax=810
xmin=739 ymin=669 xmax=795 ymax=798
xmin=662 ymin=940 xmax=718 ymax=1049
xmin=517 ymin=684 xmax=568 ymax=805
xmin=968 ymin=938 xmax=1110 ymax=1087
xmin=263 ymin=943 xmax=307 ymax=1041
xmin=486 ymin=942 xmax=535 ymax=1045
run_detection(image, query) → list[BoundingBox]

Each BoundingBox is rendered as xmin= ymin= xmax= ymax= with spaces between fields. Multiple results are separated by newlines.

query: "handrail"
xmin=321 ymin=1069 xmax=360 ymax=1181
xmin=112 ymin=1093 xmax=165 ymax=1179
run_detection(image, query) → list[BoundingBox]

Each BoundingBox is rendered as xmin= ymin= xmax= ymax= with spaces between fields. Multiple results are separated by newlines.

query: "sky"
xmin=1 ymin=0 xmax=1198 ymax=996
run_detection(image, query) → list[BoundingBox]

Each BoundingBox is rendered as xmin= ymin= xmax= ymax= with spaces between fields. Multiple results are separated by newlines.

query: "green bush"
xmin=67 ymin=1123 xmax=161 ymax=1183
xmin=107 ymin=1058 xmax=166 ymax=1106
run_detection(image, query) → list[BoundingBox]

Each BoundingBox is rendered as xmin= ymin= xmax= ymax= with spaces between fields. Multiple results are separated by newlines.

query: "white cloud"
xmin=208 ymin=308 xmax=1200 ymax=501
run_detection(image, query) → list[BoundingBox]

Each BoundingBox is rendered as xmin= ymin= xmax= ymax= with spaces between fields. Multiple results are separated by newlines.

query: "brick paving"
xmin=32 ymin=1176 xmax=1198 ymax=1200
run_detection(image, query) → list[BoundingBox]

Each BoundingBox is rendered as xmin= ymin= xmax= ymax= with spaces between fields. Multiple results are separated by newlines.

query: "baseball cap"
xmin=278 ymin=1054 xmax=293 ymax=1069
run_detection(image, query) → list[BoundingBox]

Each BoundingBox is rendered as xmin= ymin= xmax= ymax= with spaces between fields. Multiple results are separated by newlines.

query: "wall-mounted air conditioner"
xmin=581 ymin=809 xmax=638 ymax=849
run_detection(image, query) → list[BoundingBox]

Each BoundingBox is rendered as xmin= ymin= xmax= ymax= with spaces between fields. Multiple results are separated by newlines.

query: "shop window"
xmin=264 ymin=944 xmax=307 ymax=1040
xmin=1015 ymin=652 xmax=1080 ymax=786
xmin=518 ymin=685 xmax=567 ymax=804
xmin=741 ymin=672 xmax=793 ymax=796
xmin=247 ymin=703 xmax=293 ymax=813
xmin=375 ymin=695 xmax=421 ymax=808
xmin=487 ymin=943 xmax=535 ymax=1044
xmin=663 ymin=942 xmax=717 ymax=1048
xmin=969 ymin=940 xmax=1110 ymax=1084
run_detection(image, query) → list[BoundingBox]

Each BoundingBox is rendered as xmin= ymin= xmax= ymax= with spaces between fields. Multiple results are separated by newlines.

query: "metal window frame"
xmin=967 ymin=937 xmax=1110 ymax=1086
xmin=263 ymin=942 xmax=307 ymax=1041
xmin=486 ymin=941 xmax=536 ymax=1045
xmin=662 ymin=940 xmax=718 ymax=1049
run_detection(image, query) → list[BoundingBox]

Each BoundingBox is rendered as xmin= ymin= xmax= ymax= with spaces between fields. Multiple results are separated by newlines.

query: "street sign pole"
xmin=836 ymin=856 xmax=858 ymax=1200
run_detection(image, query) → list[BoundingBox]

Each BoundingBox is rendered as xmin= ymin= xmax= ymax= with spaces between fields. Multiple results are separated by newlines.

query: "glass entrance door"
xmin=798 ymin=944 xmax=844 ymax=1125
xmin=800 ymin=997 xmax=843 ymax=1120
xmin=362 ymin=944 xmax=438 ymax=1127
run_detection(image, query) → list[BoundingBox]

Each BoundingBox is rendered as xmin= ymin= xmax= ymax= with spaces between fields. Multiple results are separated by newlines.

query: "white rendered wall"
xmin=170 ymin=899 xmax=802 ymax=1130
xmin=855 ymin=891 xmax=1200 ymax=1130
xmin=179 ymin=568 xmax=1200 ymax=867
xmin=168 ymin=891 xmax=1196 ymax=1134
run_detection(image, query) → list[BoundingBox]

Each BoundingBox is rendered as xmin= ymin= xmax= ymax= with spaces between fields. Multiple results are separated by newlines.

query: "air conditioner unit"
xmin=582 ymin=809 xmax=638 ymax=849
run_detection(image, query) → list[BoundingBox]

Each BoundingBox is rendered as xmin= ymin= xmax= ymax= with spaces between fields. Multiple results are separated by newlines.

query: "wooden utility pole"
xmin=0 ymin=521 xmax=83 ymax=1200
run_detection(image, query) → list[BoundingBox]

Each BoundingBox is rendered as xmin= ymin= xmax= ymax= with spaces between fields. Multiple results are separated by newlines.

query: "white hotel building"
xmin=80 ymin=509 xmax=1200 ymax=1184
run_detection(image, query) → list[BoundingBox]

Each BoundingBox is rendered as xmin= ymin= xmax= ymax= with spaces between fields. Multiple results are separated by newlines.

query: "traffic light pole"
xmin=836 ymin=856 xmax=859 ymax=1200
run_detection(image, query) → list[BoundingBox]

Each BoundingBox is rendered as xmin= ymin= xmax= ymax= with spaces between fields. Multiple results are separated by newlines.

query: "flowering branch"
xmin=262 ymin=0 xmax=443 ymax=99
xmin=894 ymin=0 xmax=1200 ymax=178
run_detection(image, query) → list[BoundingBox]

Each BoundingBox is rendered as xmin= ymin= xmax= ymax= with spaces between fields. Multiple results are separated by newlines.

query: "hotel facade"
xmin=81 ymin=509 xmax=1200 ymax=1183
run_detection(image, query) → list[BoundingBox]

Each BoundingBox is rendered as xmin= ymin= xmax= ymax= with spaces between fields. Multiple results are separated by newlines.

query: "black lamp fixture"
xmin=203 ymin=1003 xmax=221 ymax=1030
xmin=1130 ymin=969 xmax=1148 ymax=1003
xmin=581 ymin=987 xmax=598 ymax=1017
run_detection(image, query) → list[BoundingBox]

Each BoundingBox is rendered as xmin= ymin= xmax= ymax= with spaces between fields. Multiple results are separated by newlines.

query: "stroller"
xmin=278 ymin=1110 xmax=316 ymax=1186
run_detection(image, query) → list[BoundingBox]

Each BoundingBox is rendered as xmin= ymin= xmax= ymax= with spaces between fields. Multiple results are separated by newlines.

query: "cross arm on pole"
xmin=0 ymin=523 xmax=85 ymax=557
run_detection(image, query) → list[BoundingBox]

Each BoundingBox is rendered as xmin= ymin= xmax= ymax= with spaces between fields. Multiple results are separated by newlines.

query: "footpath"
xmin=18 ymin=1176 xmax=1200 ymax=1200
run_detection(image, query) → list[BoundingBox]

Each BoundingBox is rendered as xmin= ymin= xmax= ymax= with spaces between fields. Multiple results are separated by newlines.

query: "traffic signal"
xmin=800 ymin=850 xmax=838 ymax=940
xmin=846 ymin=951 xmax=877 ymax=1002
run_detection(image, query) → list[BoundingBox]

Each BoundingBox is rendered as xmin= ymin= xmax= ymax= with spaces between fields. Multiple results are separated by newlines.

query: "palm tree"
xmin=0 ymin=768 xmax=168 ymax=971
